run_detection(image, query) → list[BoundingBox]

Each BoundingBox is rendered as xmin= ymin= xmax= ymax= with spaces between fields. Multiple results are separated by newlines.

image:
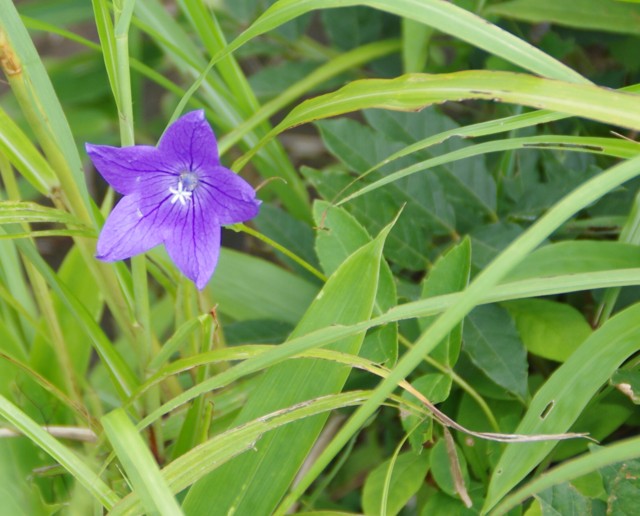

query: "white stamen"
xmin=169 ymin=180 xmax=193 ymax=206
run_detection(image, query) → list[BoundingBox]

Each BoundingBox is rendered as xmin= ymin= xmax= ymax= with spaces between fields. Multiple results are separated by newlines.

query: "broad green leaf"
xmin=102 ymin=409 xmax=182 ymax=516
xmin=208 ymin=248 xmax=318 ymax=324
xmin=484 ymin=302 xmax=640 ymax=511
xmin=313 ymin=200 xmax=398 ymax=364
xmin=430 ymin=438 xmax=470 ymax=500
xmin=183 ymin=221 xmax=393 ymax=515
xmin=420 ymin=238 xmax=471 ymax=366
xmin=402 ymin=373 xmax=452 ymax=451
xmin=493 ymin=438 xmax=640 ymax=515
xmin=463 ymin=304 xmax=528 ymax=401
xmin=535 ymin=483 xmax=594 ymax=515
xmin=488 ymin=0 xmax=640 ymax=35
xmin=505 ymin=299 xmax=592 ymax=362
xmin=601 ymin=456 xmax=640 ymax=514
xmin=361 ymin=451 xmax=430 ymax=516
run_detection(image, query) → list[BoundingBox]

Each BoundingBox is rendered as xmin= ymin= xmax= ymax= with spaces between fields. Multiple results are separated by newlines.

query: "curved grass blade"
xmin=338 ymin=135 xmax=640 ymax=205
xmin=491 ymin=436 xmax=640 ymax=515
xmin=0 ymin=395 xmax=118 ymax=510
xmin=218 ymin=39 xmax=402 ymax=155
xmin=102 ymin=409 xmax=182 ymax=516
xmin=110 ymin=391 xmax=374 ymax=516
xmin=235 ymin=72 xmax=640 ymax=170
xmin=483 ymin=302 xmax=640 ymax=511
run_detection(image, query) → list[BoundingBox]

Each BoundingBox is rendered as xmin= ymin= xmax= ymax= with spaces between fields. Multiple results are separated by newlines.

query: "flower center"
xmin=169 ymin=171 xmax=199 ymax=206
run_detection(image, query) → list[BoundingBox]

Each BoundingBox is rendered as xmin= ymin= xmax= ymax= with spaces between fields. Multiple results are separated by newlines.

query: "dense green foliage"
xmin=1 ymin=0 xmax=640 ymax=514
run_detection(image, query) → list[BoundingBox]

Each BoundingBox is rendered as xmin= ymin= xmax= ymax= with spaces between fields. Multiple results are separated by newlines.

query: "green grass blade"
xmin=483 ymin=303 xmax=640 ymax=511
xmin=487 ymin=0 xmax=640 ymax=35
xmin=109 ymin=391 xmax=373 ymax=515
xmin=218 ymin=39 xmax=401 ymax=155
xmin=338 ymin=135 xmax=640 ymax=204
xmin=182 ymin=220 xmax=394 ymax=515
xmin=214 ymin=0 xmax=587 ymax=83
xmin=235 ymin=72 xmax=640 ymax=170
xmin=0 ymin=0 xmax=92 ymax=211
xmin=492 ymin=436 xmax=640 ymax=515
xmin=0 ymin=395 xmax=119 ymax=510
xmin=102 ymin=409 xmax=183 ymax=516
xmin=0 ymin=201 xmax=89 ymax=226
xmin=0 ymin=108 xmax=59 ymax=195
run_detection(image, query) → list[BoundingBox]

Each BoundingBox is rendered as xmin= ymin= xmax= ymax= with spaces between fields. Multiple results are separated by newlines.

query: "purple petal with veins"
xmin=87 ymin=109 xmax=261 ymax=289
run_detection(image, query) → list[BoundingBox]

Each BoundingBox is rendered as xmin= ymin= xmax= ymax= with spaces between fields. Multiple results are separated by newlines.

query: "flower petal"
xmin=96 ymin=194 xmax=167 ymax=260
xmin=163 ymin=200 xmax=221 ymax=290
xmin=158 ymin=110 xmax=219 ymax=172
xmin=197 ymin=165 xmax=261 ymax=225
xmin=86 ymin=143 xmax=177 ymax=195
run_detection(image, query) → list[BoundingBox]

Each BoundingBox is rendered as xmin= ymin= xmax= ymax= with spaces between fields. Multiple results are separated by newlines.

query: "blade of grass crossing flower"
xmin=102 ymin=409 xmax=182 ymax=516
xmin=0 ymin=395 xmax=119 ymax=510
xmin=182 ymin=219 xmax=395 ymax=515
xmin=483 ymin=302 xmax=640 ymax=511
xmin=275 ymin=154 xmax=640 ymax=514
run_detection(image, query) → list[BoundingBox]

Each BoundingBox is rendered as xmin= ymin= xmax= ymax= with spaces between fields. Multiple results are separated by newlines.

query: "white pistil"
xmin=169 ymin=180 xmax=193 ymax=206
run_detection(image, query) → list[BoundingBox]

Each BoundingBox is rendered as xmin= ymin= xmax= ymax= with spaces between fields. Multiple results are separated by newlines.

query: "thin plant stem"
xmin=398 ymin=333 xmax=500 ymax=433
xmin=232 ymin=223 xmax=327 ymax=282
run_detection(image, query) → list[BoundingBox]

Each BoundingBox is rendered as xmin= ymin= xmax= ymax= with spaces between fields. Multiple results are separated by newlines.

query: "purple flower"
xmin=86 ymin=110 xmax=261 ymax=289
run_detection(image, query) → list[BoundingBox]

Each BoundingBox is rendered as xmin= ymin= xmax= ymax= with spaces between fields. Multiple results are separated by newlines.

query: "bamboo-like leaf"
xmin=102 ymin=409 xmax=182 ymax=516
xmin=181 ymin=219 xmax=394 ymax=515
xmin=280 ymin=72 xmax=640 ymax=132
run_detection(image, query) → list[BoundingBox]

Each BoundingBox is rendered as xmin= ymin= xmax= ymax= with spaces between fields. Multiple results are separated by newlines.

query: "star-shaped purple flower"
xmin=86 ymin=110 xmax=260 ymax=289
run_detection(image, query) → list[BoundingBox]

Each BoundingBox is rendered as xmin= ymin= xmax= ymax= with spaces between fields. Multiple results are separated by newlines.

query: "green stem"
xmin=232 ymin=223 xmax=327 ymax=282
xmin=398 ymin=333 xmax=500 ymax=433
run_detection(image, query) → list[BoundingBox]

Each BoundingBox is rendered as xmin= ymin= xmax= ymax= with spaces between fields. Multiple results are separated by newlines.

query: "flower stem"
xmin=231 ymin=223 xmax=327 ymax=282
